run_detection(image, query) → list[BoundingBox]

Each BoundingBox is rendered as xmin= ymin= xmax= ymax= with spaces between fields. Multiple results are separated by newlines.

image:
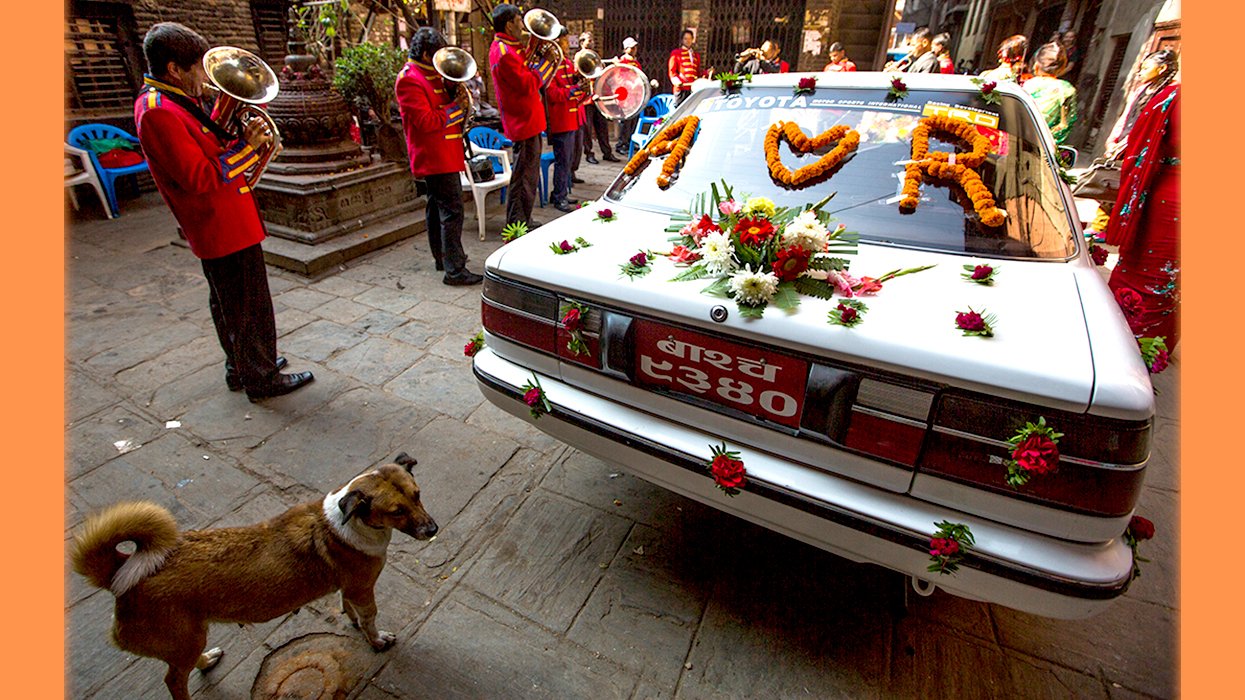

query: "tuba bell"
xmin=202 ymin=46 xmax=281 ymax=187
xmin=432 ymin=46 xmax=478 ymax=122
xmin=523 ymin=8 xmax=563 ymax=85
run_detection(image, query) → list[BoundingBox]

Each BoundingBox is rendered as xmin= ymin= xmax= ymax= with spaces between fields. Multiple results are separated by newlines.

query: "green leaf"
xmin=734 ymin=241 xmax=763 ymax=269
xmin=701 ymin=277 xmax=731 ymax=297
xmin=737 ymin=303 xmax=765 ymax=319
xmin=770 ymin=283 xmax=801 ymax=311
xmin=670 ymin=264 xmax=711 ymax=282
xmin=793 ymin=277 xmax=836 ymax=300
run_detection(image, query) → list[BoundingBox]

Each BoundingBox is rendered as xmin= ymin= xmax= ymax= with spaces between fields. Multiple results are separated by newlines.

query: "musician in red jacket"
xmin=545 ymin=27 xmax=586 ymax=212
xmin=489 ymin=3 xmax=550 ymax=229
xmin=134 ymin=22 xmax=313 ymax=401
xmin=395 ymin=27 xmax=481 ymax=285
xmin=668 ymin=29 xmax=701 ymax=107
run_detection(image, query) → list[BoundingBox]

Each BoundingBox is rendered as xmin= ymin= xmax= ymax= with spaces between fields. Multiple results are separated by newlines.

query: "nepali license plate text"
xmin=634 ymin=320 xmax=809 ymax=429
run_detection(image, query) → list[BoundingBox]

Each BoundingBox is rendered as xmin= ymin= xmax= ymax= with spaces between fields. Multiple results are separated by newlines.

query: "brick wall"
xmin=131 ymin=0 xmax=262 ymax=53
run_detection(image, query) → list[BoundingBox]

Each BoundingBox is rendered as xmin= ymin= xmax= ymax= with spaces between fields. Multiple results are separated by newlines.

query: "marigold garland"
xmin=622 ymin=115 xmax=700 ymax=188
xmin=764 ymin=122 xmax=860 ymax=189
xmin=901 ymin=115 xmax=1006 ymax=227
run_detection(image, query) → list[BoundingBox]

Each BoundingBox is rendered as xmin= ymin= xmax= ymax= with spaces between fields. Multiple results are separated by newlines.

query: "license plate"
xmin=633 ymin=320 xmax=809 ymax=429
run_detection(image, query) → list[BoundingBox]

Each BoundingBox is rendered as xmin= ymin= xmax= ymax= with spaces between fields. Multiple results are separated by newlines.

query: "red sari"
xmin=1105 ymin=85 xmax=1180 ymax=348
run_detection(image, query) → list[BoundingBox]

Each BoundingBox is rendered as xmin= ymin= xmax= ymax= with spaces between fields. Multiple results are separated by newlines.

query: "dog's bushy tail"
xmin=71 ymin=501 xmax=180 ymax=596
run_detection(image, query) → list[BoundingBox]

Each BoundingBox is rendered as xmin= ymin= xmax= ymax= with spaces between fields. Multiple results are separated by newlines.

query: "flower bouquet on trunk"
xmin=663 ymin=180 xmax=859 ymax=319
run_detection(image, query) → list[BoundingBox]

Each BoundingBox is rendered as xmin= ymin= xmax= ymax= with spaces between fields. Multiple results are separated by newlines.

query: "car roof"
xmin=688 ymin=72 xmax=1029 ymax=99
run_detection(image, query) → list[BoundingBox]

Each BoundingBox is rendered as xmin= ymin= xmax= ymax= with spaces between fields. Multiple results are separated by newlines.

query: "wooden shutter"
xmin=65 ymin=2 xmax=142 ymax=116
xmin=1088 ymin=34 xmax=1129 ymax=136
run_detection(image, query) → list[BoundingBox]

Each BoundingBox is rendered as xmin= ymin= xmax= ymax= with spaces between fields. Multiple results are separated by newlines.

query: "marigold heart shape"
xmin=764 ymin=122 xmax=860 ymax=189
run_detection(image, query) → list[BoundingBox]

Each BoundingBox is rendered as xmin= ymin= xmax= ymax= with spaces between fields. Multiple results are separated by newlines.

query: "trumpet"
xmin=202 ymin=46 xmax=281 ymax=187
xmin=523 ymin=8 xmax=563 ymax=86
xmin=735 ymin=47 xmax=766 ymax=63
xmin=432 ymin=46 xmax=477 ymax=122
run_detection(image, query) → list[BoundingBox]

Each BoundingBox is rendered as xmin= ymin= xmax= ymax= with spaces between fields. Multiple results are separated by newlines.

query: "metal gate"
xmin=703 ymin=0 xmax=807 ymax=78
xmin=602 ymin=0 xmax=683 ymax=94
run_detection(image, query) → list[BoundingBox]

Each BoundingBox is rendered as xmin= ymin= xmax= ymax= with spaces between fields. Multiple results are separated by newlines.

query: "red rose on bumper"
xmin=1128 ymin=515 xmax=1155 ymax=541
xmin=523 ymin=387 xmax=542 ymax=407
xmin=710 ymin=454 xmax=746 ymax=490
xmin=1011 ymin=433 xmax=1060 ymax=474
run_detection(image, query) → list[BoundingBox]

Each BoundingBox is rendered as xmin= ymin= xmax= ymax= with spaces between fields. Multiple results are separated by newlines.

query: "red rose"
xmin=523 ymin=387 xmax=543 ymax=407
xmin=559 ymin=240 xmax=574 ymax=252
xmin=839 ymin=305 xmax=858 ymax=323
xmin=1114 ymin=287 xmax=1143 ymax=318
xmin=670 ymin=244 xmax=702 ymax=264
xmin=928 ymin=537 xmax=946 ymax=557
xmin=891 ymin=77 xmax=906 ymax=91
xmin=773 ymin=245 xmax=811 ymax=281
xmin=981 ymin=81 xmax=996 ymax=94
xmin=561 ymin=307 xmax=581 ymax=332
xmin=943 ymin=539 xmax=960 ymax=556
xmin=734 ymin=217 xmax=775 ymax=247
xmin=1128 ymin=515 xmax=1155 ymax=541
xmin=1148 ymin=349 xmax=1169 ymax=374
xmin=1011 ymin=433 xmax=1060 ymax=475
xmin=629 ymin=251 xmax=648 ymax=267
xmin=597 ymin=208 xmax=614 ymax=219
xmin=798 ymin=77 xmax=816 ymax=90
xmin=1090 ymin=244 xmax=1108 ymax=266
xmin=696 ymin=213 xmax=721 ymax=233
xmin=710 ymin=454 xmax=746 ymax=489
xmin=971 ymin=264 xmax=993 ymax=280
xmin=956 ymin=310 xmax=986 ymax=332
xmin=464 ymin=341 xmax=480 ymax=357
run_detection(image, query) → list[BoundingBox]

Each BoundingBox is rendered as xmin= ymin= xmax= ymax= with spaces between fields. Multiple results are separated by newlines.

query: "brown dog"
xmin=70 ymin=453 xmax=437 ymax=700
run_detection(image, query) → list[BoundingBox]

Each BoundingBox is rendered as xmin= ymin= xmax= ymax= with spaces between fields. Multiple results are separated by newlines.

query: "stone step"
xmin=260 ymin=207 xmax=428 ymax=277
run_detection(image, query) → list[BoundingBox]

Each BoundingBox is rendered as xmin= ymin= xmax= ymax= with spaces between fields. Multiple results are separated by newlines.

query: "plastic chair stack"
xmin=463 ymin=127 xmax=513 ymax=241
xmin=64 ymin=143 xmax=113 ymax=219
xmin=66 ymin=124 xmax=150 ymax=218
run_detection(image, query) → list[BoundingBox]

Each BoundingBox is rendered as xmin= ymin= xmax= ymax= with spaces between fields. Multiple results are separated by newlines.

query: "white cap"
xmin=622 ymin=37 xmax=637 ymax=49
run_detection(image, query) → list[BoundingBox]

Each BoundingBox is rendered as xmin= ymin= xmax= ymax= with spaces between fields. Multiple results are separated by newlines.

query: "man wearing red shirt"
xmin=668 ymin=29 xmax=701 ymax=107
xmin=489 ymin=3 xmax=550 ymax=229
xmin=545 ymin=27 xmax=586 ymax=212
xmin=395 ymin=27 xmax=481 ymax=285
xmin=823 ymin=42 xmax=857 ymax=72
xmin=134 ymin=22 xmax=312 ymax=401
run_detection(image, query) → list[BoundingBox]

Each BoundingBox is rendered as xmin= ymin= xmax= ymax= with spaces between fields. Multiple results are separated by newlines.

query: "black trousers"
xmin=507 ymin=134 xmax=542 ymax=226
xmin=423 ymin=171 xmax=467 ymax=277
xmin=582 ymin=103 xmax=611 ymax=157
xmin=674 ymin=89 xmax=691 ymax=107
xmin=615 ymin=115 xmax=638 ymax=152
xmin=548 ymin=130 xmax=575 ymax=203
xmin=201 ymin=243 xmax=279 ymax=391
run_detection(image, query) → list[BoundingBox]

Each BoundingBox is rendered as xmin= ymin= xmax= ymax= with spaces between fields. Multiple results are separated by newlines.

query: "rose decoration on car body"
xmin=828 ymin=299 xmax=867 ymax=327
xmin=708 ymin=443 xmax=746 ymax=496
xmin=1138 ymin=336 xmax=1169 ymax=374
xmin=961 ymin=263 xmax=997 ymax=285
xmin=464 ymin=330 xmax=484 ymax=357
xmin=620 ymin=250 xmax=654 ymax=279
xmin=928 ymin=521 xmax=975 ymax=576
xmin=955 ymin=307 xmax=996 ymax=337
xmin=1089 ymin=244 xmax=1109 ymax=266
xmin=549 ymin=237 xmax=593 ymax=255
xmin=1124 ymin=515 xmax=1156 ymax=581
xmin=664 ymin=179 xmax=859 ymax=320
xmin=560 ymin=301 xmax=590 ymax=357
xmin=715 ymin=71 xmax=751 ymax=93
xmin=794 ymin=76 xmax=817 ymax=96
xmin=519 ymin=373 xmax=552 ymax=419
xmin=970 ymin=77 xmax=1001 ymax=105
xmin=594 ymin=208 xmax=617 ymax=223
xmin=1002 ymin=416 xmax=1063 ymax=488
xmin=887 ymin=75 xmax=908 ymax=100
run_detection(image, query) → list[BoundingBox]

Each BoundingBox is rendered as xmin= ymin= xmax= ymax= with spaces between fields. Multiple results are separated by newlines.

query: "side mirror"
xmin=1056 ymin=146 xmax=1078 ymax=170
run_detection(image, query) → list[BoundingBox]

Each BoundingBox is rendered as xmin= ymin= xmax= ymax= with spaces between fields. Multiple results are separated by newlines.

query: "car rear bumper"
xmin=474 ymin=346 xmax=1135 ymax=619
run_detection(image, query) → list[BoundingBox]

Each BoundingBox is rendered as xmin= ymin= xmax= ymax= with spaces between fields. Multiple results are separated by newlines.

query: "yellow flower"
xmin=743 ymin=196 xmax=776 ymax=218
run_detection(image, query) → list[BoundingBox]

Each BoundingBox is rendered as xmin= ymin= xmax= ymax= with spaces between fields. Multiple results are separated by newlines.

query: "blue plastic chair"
xmin=467 ymin=126 xmax=511 ymax=203
xmin=539 ymin=149 xmax=556 ymax=207
xmin=629 ymin=94 xmax=678 ymax=158
xmin=67 ymin=124 xmax=150 ymax=218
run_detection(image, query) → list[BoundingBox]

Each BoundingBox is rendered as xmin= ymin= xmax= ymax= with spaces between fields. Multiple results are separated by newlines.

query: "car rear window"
xmin=607 ymin=87 xmax=1077 ymax=260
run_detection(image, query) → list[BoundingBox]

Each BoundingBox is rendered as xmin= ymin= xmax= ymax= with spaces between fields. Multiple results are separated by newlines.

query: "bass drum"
xmin=592 ymin=64 xmax=651 ymax=121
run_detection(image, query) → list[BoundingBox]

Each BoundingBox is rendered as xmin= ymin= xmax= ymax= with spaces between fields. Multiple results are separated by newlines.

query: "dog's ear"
xmin=394 ymin=452 xmax=418 ymax=474
xmin=339 ymin=489 xmax=370 ymax=522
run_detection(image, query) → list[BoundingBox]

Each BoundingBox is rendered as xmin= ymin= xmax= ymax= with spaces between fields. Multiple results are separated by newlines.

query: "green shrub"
xmin=332 ymin=42 xmax=407 ymax=124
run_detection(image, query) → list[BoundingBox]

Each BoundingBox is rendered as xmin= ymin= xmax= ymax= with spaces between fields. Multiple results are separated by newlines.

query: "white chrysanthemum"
xmin=700 ymin=231 xmax=737 ymax=275
xmin=729 ymin=266 xmax=779 ymax=306
xmin=743 ymin=196 xmax=776 ymax=218
xmin=779 ymin=210 xmax=829 ymax=253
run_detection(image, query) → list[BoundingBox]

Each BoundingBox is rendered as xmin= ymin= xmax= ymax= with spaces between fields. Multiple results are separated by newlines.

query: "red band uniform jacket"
xmin=489 ymin=33 xmax=547 ymax=142
xmin=545 ymin=59 xmax=586 ymax=135
xmin=133 ymin=78 xmax=265 ymax=260
xmin=395 ymin=59 xmax=467 ymax=178
xmin=668 ymin=47 xmax=700 ymax=94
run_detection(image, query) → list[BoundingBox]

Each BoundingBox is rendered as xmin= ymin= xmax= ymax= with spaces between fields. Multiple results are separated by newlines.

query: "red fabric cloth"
xmin=395 ymin=60 xmax=466 ymax=177
xmin=668 ymin=47 xmax=700 ymax=92
xmin=545 ymin=59 xmax=585 ymax=135
xmin=823 ymin=59 xmax=857 ymax=72
xmin=778 ymin=59 xmax=790 ymax=73
xmin=489 ymin=33 xmax=546 ymax=142
xmin=1106 ymin=85 xmax=1180 ymax=347
xmin=134 ymin=88 xmax=265 ymax=260
xmin=97 ymin=149 xmax=144 ymax=168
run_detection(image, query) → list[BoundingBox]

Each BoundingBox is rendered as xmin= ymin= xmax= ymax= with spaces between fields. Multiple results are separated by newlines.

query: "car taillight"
xmin=481 ymin=274 xmax=557 ymax=354
xmin=919 ymin=391 xmax=1150 ymax=516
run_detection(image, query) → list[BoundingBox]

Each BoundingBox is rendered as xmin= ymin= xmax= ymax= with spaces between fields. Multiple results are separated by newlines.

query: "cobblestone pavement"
xmin=66 ymin=160 xmax=1178 ymax=699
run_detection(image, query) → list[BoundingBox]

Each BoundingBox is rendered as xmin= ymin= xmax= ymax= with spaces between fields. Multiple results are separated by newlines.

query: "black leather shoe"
xmin=443 ymin=271 xmax=483 ymax=286
xmin=603 ymin=153 xmax=621 ymax=163
xmin=435 ymin=259 xmax=445 ymax=271
xmin=572 ymin=176 xmax=585 ymax=184
xmin=585 ymin=154 xmax=599 ymax=165
xmin=614 ymin=144 xmax=628 ymax=156
xmin=227 ymin=356 xmax=286 ymax=391
xmin=246 ymin=371 xmax=315 ymax=402
xmin=553 ymin=200 xmax=577 ymax=213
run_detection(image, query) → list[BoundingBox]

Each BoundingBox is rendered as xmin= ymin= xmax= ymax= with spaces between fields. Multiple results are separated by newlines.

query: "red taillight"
xmin=918 ymin=391 xmax=1151 ymax=516
xmin=481 ymin=275 xmax=558 ymax=354
xmin=844 ymin=411 xmax=925 ymax=466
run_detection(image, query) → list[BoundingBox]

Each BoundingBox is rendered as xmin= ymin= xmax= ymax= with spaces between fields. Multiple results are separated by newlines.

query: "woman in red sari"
xmin=1105 ymin=83 xmax=1180 ymax=349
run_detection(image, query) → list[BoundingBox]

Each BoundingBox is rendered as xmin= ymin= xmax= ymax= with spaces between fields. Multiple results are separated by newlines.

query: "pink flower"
xmin=718 ymin=199 xmax=741 ymax=216
xmin=854 ymin=277 xmax=884 ymax=295
xmin=828 ymin=270 xmax=858 ymax=297
xmin=559 ymin=240 xmax=574 ymax=252
xmin=523 ymin=387 xmax=542 ymax=407
xmin=629 ymin=251 xmax=648 ymax=267
xmin=981 ymin=80 xmax=996 ymax=95
xmin=670 ymin=244 xmax=701 ymax=264
xmin=1149 ymin=349 xmax=1169 ymax=374
xmin=971 ymin=264 xmax=993 ymax=280
xmin=956 ymin=310 xmax=987 ymax=332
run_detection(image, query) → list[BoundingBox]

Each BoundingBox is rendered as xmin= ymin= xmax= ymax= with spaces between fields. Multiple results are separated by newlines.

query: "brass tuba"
xmin=432 ymin=46 xmax=478 ymax=123
xmin=523 ymin=8 xmax=563 ymax=84
xmin=202 ymin=46 xmax=281 ymax=187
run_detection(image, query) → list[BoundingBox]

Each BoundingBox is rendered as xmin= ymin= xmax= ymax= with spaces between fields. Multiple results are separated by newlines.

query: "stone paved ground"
xmin=66 ymin=158 xmax=1178 ymax=699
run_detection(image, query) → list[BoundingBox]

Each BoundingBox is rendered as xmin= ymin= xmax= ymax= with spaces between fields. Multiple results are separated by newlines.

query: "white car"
xmin=472 ymin=73 xmax=1153 ymax=619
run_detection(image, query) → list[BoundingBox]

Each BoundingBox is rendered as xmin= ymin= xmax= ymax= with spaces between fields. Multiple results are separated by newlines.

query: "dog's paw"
xmin=370 ymin=631 xmax=397 ymax=651
xmin=197 ymin=647 xmax=224 ymax=672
